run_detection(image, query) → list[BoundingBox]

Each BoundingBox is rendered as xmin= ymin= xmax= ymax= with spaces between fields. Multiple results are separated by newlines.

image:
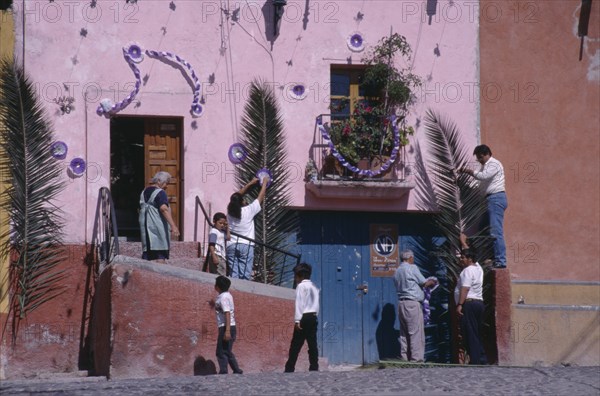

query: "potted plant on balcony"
xmin=328 ymin=33 xmax=421 ymax=179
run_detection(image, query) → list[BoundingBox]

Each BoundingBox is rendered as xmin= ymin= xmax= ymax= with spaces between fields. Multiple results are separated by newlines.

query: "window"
xmin=330 ymin=65 xmax=379 ymax=119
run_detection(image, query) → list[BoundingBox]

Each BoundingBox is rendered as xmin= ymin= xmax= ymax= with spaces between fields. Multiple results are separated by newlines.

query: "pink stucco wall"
xmin=11 ymin=0 xmax=480 ymax=243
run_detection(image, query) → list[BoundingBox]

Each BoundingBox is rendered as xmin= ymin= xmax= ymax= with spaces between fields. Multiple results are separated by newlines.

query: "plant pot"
xmin=321 ymin=154 xmax=345 ymax=179
xmin=355 ymin=155 xmax=397 ymax=181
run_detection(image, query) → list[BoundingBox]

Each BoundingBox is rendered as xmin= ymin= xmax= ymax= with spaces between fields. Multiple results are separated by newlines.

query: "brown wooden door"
xmin=144 ymin=118 xmax=182 ymax=240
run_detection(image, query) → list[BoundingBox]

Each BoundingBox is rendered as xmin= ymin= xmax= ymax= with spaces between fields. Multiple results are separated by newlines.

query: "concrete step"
xmin=118 ymin=241 xmax=202 ymax=260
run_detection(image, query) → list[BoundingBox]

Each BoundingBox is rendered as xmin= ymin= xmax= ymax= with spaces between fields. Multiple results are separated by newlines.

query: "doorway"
xmin=110 ymin=116 xmax=183 ymax=240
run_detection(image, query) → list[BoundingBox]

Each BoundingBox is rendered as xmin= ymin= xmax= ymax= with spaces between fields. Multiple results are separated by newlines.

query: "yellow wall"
xmin=0 ymin=9 xmax=15 ymax=316
xmin=511 ymin=282 xmax=600 ymax=366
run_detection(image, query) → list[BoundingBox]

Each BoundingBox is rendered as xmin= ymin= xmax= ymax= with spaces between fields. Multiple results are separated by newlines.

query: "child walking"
xmin=204 ymin=212 xmax=229 ymax=275
xmin=284 ymin=263 xmax=320 ymax=372
xmin=213 ymin=276 xmax=243 ymax=374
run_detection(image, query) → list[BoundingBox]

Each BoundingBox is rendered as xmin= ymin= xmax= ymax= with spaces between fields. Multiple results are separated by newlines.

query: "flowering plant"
xmin=327 ymin=33 xmax=420 ymax=169
xmin=328 ymin=102 xmax=414 ymax=166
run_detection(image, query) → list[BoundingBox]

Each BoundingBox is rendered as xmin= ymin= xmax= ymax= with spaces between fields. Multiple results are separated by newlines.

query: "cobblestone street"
xmin=2 ymin=366 xmax=599 ymax=395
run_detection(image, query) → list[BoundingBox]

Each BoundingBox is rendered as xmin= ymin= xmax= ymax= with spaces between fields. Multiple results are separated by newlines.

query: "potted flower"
xmin=328 ymin=33 xmax=421 ymax=178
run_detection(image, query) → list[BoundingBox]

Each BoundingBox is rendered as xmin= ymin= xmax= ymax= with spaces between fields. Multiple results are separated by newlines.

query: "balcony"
xmin=305 ymin=114 xmax=415 ymax=200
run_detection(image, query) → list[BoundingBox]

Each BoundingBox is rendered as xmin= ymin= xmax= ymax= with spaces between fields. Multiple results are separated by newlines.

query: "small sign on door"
xmin=370 ymin=224 xmax=399 ymax=277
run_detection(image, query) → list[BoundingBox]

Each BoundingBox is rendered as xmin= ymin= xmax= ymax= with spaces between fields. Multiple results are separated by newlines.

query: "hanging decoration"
xmin=256 ymin=168 xmax=273 ymax=187
xmin=347 ymin=32 xmax=365 ymax=52
xmin=97 ymin=43 xmax=203 ymax=117
xmin=316 ymin=115 xmax=400 ymax=178
xmin=288 ymin=83 xmax=308 ymax=100
xmin=69 ymin=157 xmax=87 ymax=176
xmin=228 ymin=143 xmax=248 ymax=164
xmin=50 ymin=141 xmax=68 ymax=160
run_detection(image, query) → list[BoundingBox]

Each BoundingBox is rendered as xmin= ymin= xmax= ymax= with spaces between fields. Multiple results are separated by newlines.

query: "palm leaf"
xmin=422 ymin=109 xmax=492 ymax=281
xmin=418 ymin=109 xmax=497 ymax=363
xmin=236 ymin=79 xmax=299 ymax=283
xmin=0 ymin=59 xmax=68 ymax=344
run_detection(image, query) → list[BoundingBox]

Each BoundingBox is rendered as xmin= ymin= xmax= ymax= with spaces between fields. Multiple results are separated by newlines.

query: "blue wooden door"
xmin=298 ymin=212 xmax=447 ymax=366
xmin=319 ymin=212 xmax=368 ymax=364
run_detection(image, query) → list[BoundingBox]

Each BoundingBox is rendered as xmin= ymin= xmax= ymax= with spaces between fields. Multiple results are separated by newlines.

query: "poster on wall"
xmin=370 ymin=224 xmax=399 ymax=277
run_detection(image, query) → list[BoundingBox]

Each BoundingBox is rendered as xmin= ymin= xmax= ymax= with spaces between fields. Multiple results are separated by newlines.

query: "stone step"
xmin=118 ymin=241 xmax=202 ymax=260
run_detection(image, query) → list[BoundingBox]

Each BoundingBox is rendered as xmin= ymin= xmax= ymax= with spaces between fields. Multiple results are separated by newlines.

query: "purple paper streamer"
xmin=146 ymin=50 xmax=203 ymax=117
xmin=317 ymin=116 xmax=401 ymax=177
xmin=97 ymin=45 xmax=203 ymax=117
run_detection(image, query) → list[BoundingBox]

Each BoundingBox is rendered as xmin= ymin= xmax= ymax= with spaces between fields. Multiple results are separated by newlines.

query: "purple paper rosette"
xmin=50 ymin=141 xmax=68 ymax=160
xmin=228 ymin=143 xmax=248 ymax=164
xmin=289 ymin=83 xmax=307 ymax=100
xmin=256 ymin=168 xmax=273 ymax=187
xmin=347 ymin=32 xmax=365 ymax=52
xmin=69 ymin=157 xmax=86 ymax=175
xmin=126 ymin=42 xmax=145 ymax=63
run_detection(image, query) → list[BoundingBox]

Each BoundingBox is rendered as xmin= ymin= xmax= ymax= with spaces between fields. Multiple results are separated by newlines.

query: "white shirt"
xmin=473 ymin=156 xmax=505 ymax=195
xmin=215 ymin=291 xmax=236 ymax=328
xmin=294 ymin=279 xmax=320 ymax=323
xmin=454 ymin=263 xmax=484 ymax=304
xmin=228 ymin=200 xmax=262 ymax=244
xmin=208 ymin=227 xmax=226 ymax=259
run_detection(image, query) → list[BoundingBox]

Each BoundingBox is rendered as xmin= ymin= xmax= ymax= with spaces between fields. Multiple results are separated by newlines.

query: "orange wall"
xmin=480 ymin=0 xmax=600 ymax=281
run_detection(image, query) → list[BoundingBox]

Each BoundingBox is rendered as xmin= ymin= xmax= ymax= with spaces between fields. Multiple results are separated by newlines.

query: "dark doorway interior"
xmin=110 ymin=117 xmax=145 ymax=239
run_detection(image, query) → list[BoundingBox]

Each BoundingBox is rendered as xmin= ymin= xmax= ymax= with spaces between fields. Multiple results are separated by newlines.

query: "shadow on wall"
xmin=193 ymin=356 xmax=217 ymax=376
xmin=376 ymin=303 xmax=400 ymax=360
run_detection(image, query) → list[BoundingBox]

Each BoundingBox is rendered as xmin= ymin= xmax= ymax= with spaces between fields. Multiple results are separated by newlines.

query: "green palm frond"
xmin=0 ymin=59 xmax=67 ymax=343
xmin=423 ymin=109 xmax=491 ymax=281
xmin=237 ymin=79 xmax=299 ymax=283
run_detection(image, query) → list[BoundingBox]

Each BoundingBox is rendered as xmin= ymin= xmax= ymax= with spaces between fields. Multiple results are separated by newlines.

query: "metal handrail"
xmin=90 ymin=187 xmax=120 ymax=273
xmin=194 ymin=196 xmax=300 ymax=287
xmin=310 ymin=113 xmax=405 ymax=181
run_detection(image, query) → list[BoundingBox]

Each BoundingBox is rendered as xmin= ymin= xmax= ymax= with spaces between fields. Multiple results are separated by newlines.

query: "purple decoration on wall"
xmin=96 ymin=44 xmax=204 ymax=118
xmin=126 ymin=43 xmax=145 ymax=63
xmin=50 ymin=141 xmax=68 ymax=160
xmin=293 ymin=85 xmax=305 ymax=96
xmin=228 ymin=143 xmax=247 ymax=164
xmin=146 ymin=49 xmax=203 ymax=117
xmin=347 ymin=32 xmax=365 ymax=52
xmin=256 ymin=168 xmax=273 ymax=187
xmin=69 ymin=157 xmax=86 ymax=175
xmin=316 ymin=115 xmax=401 ymax=178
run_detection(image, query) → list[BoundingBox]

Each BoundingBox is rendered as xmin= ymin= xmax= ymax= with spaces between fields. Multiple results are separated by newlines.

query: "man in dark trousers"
xmin=284 ymin=263 xmax=320 ymax=372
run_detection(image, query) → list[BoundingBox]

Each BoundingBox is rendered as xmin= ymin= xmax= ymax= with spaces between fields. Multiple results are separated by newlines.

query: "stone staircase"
xmin=118 ymin=240 xmax=204 ymax=272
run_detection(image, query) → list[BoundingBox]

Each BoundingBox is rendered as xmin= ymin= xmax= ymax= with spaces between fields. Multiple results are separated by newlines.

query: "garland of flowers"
xmin=316 ymin=115 xmax=401 ymax=178
xmin=96 ymin=43 xmax=203 ymax=117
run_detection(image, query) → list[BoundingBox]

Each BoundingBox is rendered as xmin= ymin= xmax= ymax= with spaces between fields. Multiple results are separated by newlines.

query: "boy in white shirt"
xmin=213 ymin=276 xmax=243 ymax=374
xmin=204 ymin=212 xmax=229 ymax=275
xmin=284 ymin=263 xmax=320 ymax=372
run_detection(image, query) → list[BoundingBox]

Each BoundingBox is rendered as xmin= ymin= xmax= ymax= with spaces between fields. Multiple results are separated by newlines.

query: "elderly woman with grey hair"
xmin=139 ymin=171 xmax=180 ymax=263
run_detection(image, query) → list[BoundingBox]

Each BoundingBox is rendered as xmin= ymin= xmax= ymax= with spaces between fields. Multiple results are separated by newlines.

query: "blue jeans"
xmin=487 ymin=192 xmax=508 ymax=266
xmin=226 ymin=243 xmax=254 ymax=280
xmin=216 ymin=325 xmax=241 ymax=374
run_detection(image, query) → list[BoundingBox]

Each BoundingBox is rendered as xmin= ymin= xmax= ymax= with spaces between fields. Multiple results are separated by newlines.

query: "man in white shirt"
xmin=455 ymin=249 xmax=485 ymax=364
xmin=284 ymin=263 xmax=320 ymax=372
xmin=460 ymin=144 xmax=508 ymax=268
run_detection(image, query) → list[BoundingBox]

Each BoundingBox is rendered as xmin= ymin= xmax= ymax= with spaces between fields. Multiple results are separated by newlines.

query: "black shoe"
xmin=233 ymin=370 xmax=243 ymax=374
xmin=493 ymin=262 xmax=506 ymax=269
